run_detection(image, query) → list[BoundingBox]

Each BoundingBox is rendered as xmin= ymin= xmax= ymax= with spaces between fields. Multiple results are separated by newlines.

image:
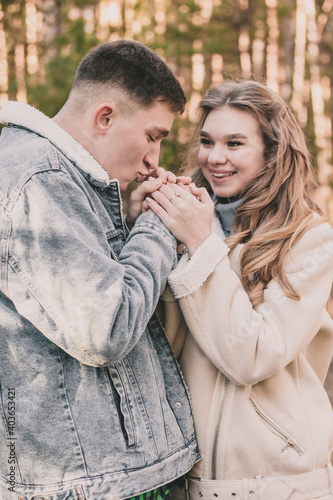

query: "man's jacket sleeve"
xmin=5 ymin=169 xmax=176 ymax=366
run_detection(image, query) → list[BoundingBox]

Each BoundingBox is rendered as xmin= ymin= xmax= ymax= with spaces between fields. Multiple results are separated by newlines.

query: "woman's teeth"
xmin=213 ymin=172 xmax=235 ymax=178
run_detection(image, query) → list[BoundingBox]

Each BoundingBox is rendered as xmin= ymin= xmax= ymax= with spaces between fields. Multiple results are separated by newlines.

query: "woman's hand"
xmin=146 ymin=182 xmax=214 ymax=257
xmin=126 ymin=168 xmax=192 ymax=228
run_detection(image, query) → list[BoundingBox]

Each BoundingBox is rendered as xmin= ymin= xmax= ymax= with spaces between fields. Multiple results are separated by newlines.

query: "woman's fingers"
xmin=192 ymin=186 xmax=213 ymax=204
xmin=176 ymin=175 xmax=192 ymax=187
xmin=147 ymin=186 xmax=214 ymax=256
xmin=143 ymin=166 xmax=175 ymax=184
xmin=155 ymin=181 xmax=194 ymax=202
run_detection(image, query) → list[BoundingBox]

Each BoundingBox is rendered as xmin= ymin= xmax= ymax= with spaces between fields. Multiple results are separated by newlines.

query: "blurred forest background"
xmin=0 ymin=0 xmax=333 ymax=215
xmin=0 ymin=0 xmax=333 ymax=398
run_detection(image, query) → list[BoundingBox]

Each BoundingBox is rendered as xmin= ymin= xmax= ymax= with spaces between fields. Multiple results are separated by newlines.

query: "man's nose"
xmin=144 ymin=143 xmax=161 ymax=171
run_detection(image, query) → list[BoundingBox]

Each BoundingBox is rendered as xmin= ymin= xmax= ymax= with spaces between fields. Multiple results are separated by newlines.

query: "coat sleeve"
xmin=168 ymin=222 xmax=333 ymax=386
xmin=5 ymin=169 xmax=177 ymax=367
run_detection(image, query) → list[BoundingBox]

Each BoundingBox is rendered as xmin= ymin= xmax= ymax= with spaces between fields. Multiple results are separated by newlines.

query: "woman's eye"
xmin=228 ymin=141 xmax=244 ymax=147
xmin=200 ymin=138 xmax=212 ymax=146
xmin=148 ymin=135 xmax=156 ymax=143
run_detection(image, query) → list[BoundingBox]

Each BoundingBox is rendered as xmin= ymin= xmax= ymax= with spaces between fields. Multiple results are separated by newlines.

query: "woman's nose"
xmin=208 ymin=145 xmax=227 ymax=165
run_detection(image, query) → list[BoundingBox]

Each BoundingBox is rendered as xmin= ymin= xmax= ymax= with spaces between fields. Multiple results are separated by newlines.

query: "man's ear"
xmin=93 ymin=104 xmax=115 ymax=134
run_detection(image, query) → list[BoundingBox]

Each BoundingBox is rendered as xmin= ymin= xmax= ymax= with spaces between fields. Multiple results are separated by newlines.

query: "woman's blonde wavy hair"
xmin=185 ymin=79 xmax=325 ymax=305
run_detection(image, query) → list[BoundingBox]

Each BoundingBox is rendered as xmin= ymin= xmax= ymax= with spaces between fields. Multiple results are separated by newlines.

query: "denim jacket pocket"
xmin=26 ymin=484 xmax=86 ymax=500
xmin=106 ymin=228 xmax=125 ymax=258
xmin=106 ymin=364 xmax=136 ymax=448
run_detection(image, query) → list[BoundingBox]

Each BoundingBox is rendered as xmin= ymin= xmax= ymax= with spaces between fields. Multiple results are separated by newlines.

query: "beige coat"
xmin=159 ymin=215 xmax=333 ymax=485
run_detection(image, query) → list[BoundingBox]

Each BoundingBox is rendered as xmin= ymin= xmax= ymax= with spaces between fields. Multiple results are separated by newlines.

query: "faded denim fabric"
xmin=0 ymin=102 xmax=200 ymax=500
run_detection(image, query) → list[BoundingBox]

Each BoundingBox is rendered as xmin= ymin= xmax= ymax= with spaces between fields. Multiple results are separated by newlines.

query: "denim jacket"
xmin=0 ymin=102 xmax=200 ymax=500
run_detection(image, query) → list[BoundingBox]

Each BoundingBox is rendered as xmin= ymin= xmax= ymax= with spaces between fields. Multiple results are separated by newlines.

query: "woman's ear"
xmin=93 ymin=104 xmax=114 ymax=134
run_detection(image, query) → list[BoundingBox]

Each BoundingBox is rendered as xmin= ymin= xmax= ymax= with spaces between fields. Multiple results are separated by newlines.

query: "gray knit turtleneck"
xmin=213 ymin=196 xmax=244 ymax=238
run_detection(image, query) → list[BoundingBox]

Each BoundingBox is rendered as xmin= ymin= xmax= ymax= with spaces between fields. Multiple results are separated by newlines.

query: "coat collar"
xmin=0 ymin=101 xmax=112 ymax=188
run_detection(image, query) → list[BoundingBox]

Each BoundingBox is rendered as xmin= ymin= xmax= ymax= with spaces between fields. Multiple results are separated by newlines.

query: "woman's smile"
xmin=210 ymin=170 xmax=237 ymax=181
xmin=198 ymin=106 xmax=266 ymax=198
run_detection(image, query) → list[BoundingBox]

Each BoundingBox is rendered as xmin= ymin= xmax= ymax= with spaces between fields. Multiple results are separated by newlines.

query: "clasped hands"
xmin=127 ymin=167 xmax=214 ymax=256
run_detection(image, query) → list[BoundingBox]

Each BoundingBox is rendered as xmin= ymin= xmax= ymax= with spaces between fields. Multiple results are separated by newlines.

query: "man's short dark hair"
xmin=73 ymin=40 xmax=186 ymax=114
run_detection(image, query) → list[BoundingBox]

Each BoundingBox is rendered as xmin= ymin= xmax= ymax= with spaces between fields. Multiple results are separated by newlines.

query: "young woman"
xmin=147 ymin=80 xmax=333 ymax=499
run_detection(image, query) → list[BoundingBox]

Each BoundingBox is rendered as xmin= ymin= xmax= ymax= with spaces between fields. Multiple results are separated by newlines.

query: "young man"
xmin=0 ymin=40 xmax=200 ymax=500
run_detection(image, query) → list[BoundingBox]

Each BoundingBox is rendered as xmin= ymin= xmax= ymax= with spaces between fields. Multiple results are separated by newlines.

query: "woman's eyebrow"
xmin=199 ymin=130 xmax=210 ymax=137
xmin=200 ymin=130 xmax=248 ymax=139
xmin=226 ymin=133 xmax=248 ymax=139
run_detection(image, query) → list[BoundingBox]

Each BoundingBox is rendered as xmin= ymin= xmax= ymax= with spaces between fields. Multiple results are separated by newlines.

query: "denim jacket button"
xmin=175 ymin=401 xmax=181 ymax=408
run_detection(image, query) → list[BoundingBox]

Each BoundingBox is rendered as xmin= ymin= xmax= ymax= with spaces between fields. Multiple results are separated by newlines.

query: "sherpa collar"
xmin=0 ymin=101 xmax=111 ymax=188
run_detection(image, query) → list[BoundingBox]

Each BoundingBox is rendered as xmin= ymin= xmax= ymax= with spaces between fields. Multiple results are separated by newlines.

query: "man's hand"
xmin=127 ymin=177 xmax=163 ymax=229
